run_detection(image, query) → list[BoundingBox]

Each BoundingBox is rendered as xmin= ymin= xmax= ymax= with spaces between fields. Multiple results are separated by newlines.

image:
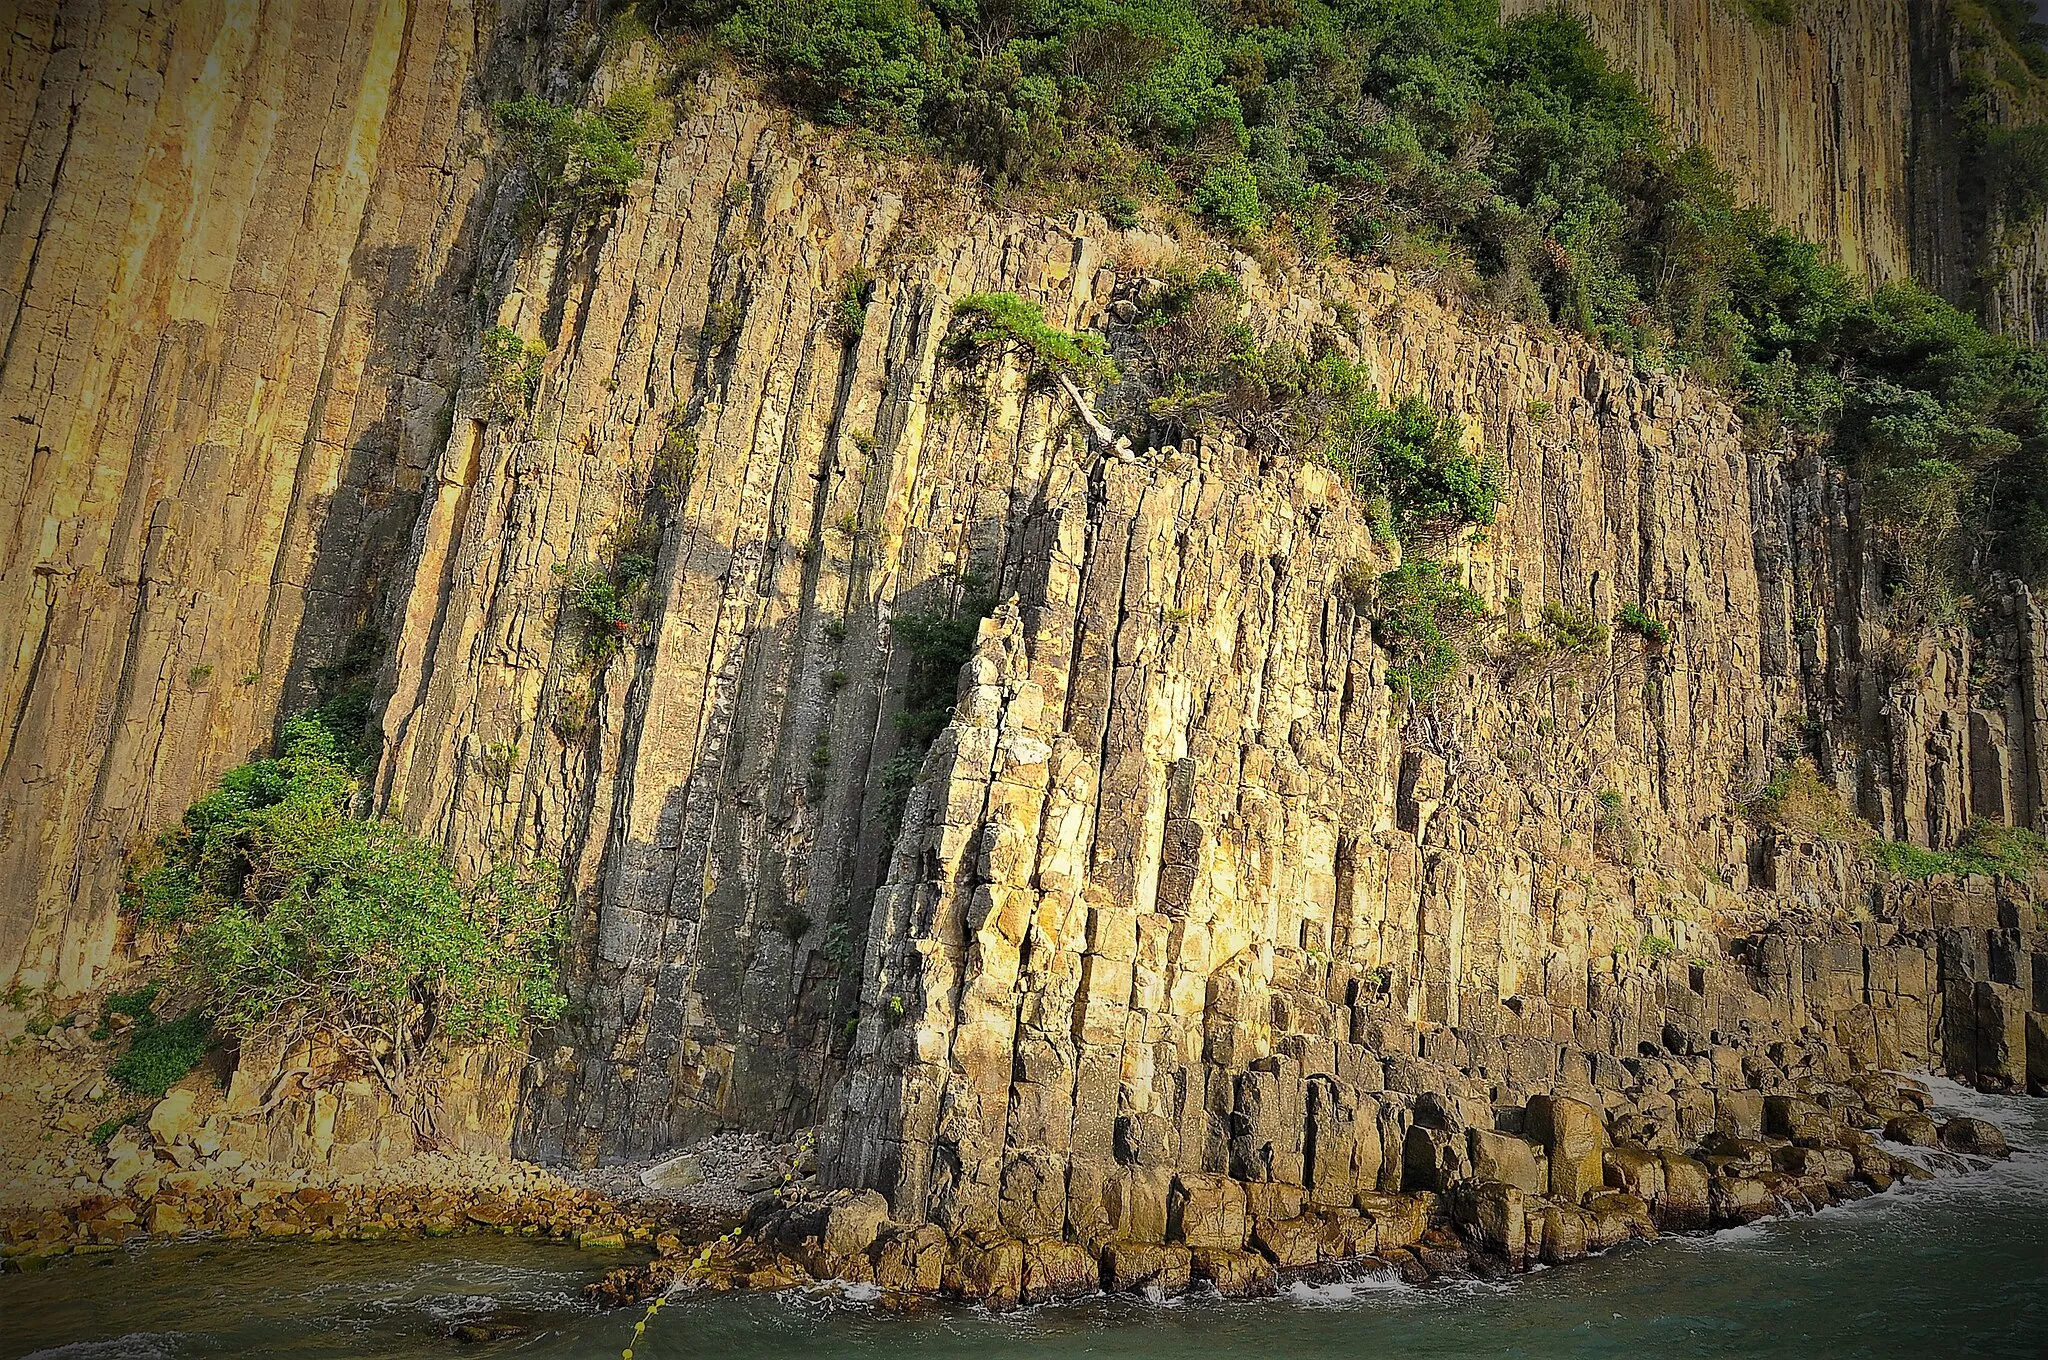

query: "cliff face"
xmin=1 ymin=1 xmax=2044 ymax=1206
xmin=1501 ymin=0 xmax=1917 ymax=289
xmin=1505 ymin=0 xmax=2048 ymax=340
xmin=352 ymin=77 xmax=2043 ymax=1176
xmin=0 ymin=0 xmax=545 ymax=993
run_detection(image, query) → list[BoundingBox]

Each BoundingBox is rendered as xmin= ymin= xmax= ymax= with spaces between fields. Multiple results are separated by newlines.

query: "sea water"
xmin=8 ymin=1078 xmax=2043 ymax=1360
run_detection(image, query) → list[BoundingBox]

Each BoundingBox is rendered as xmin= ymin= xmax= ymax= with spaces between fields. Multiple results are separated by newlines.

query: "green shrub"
xmin=1372 ymin=558 xmax=1488 ymax=703
xmin=1866 ymin=819 xmax=2048 ymax=881
xmin=873 ymin=579 xmax=998 ymax=839
xmin=945 ymin=293 xmax=1119 ymax=388
xmin=491 ymin=94 xmax=646 ymax=222
xmin=704 ymin=297 xmax=746 ymax=350
xmin=1746 ymin=759 xmax=1861 ymax=841
xmin=104 ymin=985 xmax=160 ymax=1023
xmin=1365 ymin=396 xmax=1502 ymax=543
xmin=1101 ymin=189 xmax=1142 ymax=229
xmin=477 ymin=326 xmax=547 ymax=419
xmin=672 ymin=0 xmax=2048 ymax=610
xmin=598 ymin=83 xmax=659 ymax=145
xmin=652 ymin=415 xmax=699 ymax=507
xmin=1615 ymin=603 xmax=1671 ymax=648
xmin=827 ymin=266 xmax=874 ymax=341
xmin=1498 ymin=601 xmax=1608 ymax=687
xmin=556 ymin=516 xmax=662 ymax=664
xmin=109 ymin=1010 xmax=212 ymax=1097
xmin=127 ymin=716 xmax=563 ymax=1063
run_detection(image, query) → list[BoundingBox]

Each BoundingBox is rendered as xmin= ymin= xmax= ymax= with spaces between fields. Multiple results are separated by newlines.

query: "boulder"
xmin=1714 ymin=1091 xmax=1765 ymax=1140
xmin=1602 ymin=1145 xmax=1665 ymax=1204
xmin=1708 ymin=1175 xmax=1773 ymax=1226
xmin=149 ymin=1091 xmax=200 ymax=1147
xmin=953 ymin=1236 xmax=1025 ymax=1311
xmin=1021 ymin=1239 xmax=1099 ymax=1303
xmin=1353 ymin=1191 xmax=1428 ymax=1250
xmin=1314 ymin=1209 xmax=1376 ymax=1261
xmin=1458 ymin=1181 xmax=1526 ymax=1268
xmin=872 ymin=1224 xmax=948 ymax=1293
xmin=1250 ymin=1214 xmax=1322 ymax=1269
xmin=1168 ymin=1174 xmax=1248 ymax=1250
xmin=1655 ymin=1152 xmax=1711 ymax=1230
xmin=820 ymin=1190 xmax=892 ymax=1257
xmin=1101 ymin=1241 xmax=1192 ymax=1295
xmin=1402 ymin=1123 xmax=1465 ymax=1192
xmin=1763 ymin=1095 xmax=1826 ymax=1141
xmin=1938 ymin=1117 xmax=2010 ymax=1158
xmin=640 ymin=1153 xmax=705 ymax=1191
xmin=1189 ymin=1247 xmax=1276 ymax=1298
xmin=1536 ymin=1203 xmax=1590 ymax=1265
xmin=1526 ymin=1095 xmax=1606 ymax=1203
xmin=1469 ymin=1129 xmax=1545 ymax=1195
xmin=1242 ymin=1180 xmax=1304 ymax=1223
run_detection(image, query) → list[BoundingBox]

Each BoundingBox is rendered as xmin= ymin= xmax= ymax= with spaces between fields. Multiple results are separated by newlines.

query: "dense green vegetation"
xmin=1865 ymin=818 xmax=2048 ymax=881
xmin=874 ymin=578 xmax=999 ymax=831
xmin=476 ymin=325 xmax=548 ymax=419
xmin=1614 ymin=602 xmax=1670 ymax=648
xmin=1130 ymin=267 xmax=1501 ymax=541
xmin=557 ymin=515 xmax=663 ymax=665
xmin=109 ymin=1009 xmax=213 ymax=1098
xmin=1750 ymin=758 xmax=2048 ymax=882
xmin=639 ymin=0 xmax=2048 ymax=620
xmin=126 ymin=706 xmax=564 ymax=1071
xmin=99 ymin=984 xmax=213 ymax=1097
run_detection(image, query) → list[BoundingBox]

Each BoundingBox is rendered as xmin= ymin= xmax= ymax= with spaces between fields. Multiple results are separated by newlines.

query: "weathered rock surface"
xmin=1 ymin=2 xmax=2046 ymax=1314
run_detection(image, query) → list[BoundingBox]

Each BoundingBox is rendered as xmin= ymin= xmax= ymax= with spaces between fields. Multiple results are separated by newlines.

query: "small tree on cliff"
xmin=126 ymin=708 xmax=566 ymax=1095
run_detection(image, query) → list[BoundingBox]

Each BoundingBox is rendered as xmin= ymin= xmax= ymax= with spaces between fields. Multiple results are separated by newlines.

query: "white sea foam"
xmin=1282 ymin=1269 xmax=1411 ymax=1307
xmin=21 ymin=1335 xmax=183 ymax=1360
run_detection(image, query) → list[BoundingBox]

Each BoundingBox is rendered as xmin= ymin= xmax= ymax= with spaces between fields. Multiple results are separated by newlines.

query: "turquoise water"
xmin=8 ymin=1079 xmax=2044 ymax=1360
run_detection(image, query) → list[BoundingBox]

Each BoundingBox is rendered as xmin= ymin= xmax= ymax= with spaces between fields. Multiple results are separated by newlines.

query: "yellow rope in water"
xmin=621 ymin=1129 xmax=817 ymax=1359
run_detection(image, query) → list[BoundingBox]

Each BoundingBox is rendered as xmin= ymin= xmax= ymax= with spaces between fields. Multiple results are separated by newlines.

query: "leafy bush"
xmin=1362 ymin=396 xmax=1502 ymax=543
xmin=477 ymin=326 xmax=547 ymax=419
xmin=1866 ymin=819 xmax=2048 ymax=881
xmin=946 ymin=293 xmax=1119 ymax=387
xmin=1615 ymin=603 xmax=1671 ymax=648
xmin=491 ymin=94 xmax=646 ymax=222
xmin=1498 ymin=601 xmax=1608 ymax=688
xmin=556 ymin=517 xmax=663 ymax=664
xmin=109 ymin=1010 xmax=212 ymax=1097
xmin=1746 ymin=760 xmax=1860 ymax=841
xmin=1371 ymin=559 xmax=1488 ymax=703
xmin=1132 ymin=271 xmax=1498 ymax=538
xmin=827 ymin=266 xmax=874 ymax=341
xmin=874 ymin=579 xmax=998 ymax=839
xmin=104 ymin=985 xmax=160 ymax=1023
xmin=674 ymin=0 xmax=2048 ymax=609
xmin=652 ymin=415 xmax=699 ymax=507
xmin=127 ymin=716 xmax=564 ymax=1066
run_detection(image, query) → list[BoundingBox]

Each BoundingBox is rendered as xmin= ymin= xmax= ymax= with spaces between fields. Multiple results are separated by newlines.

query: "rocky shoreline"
xmin=4 ymin=990 xmax=2020 ymax=1316
xmin=587 ymin=1070 xmax=2019 ymax=1311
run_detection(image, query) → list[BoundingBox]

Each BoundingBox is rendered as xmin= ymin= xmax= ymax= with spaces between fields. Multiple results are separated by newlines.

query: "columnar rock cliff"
xmin=1 ymin=1 xmax=2044 ymax=1221
xmin=0 ymin=0 xmax=536 ymax=992
xmin=1503 ymin=0 xmax=2048 ymax=340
